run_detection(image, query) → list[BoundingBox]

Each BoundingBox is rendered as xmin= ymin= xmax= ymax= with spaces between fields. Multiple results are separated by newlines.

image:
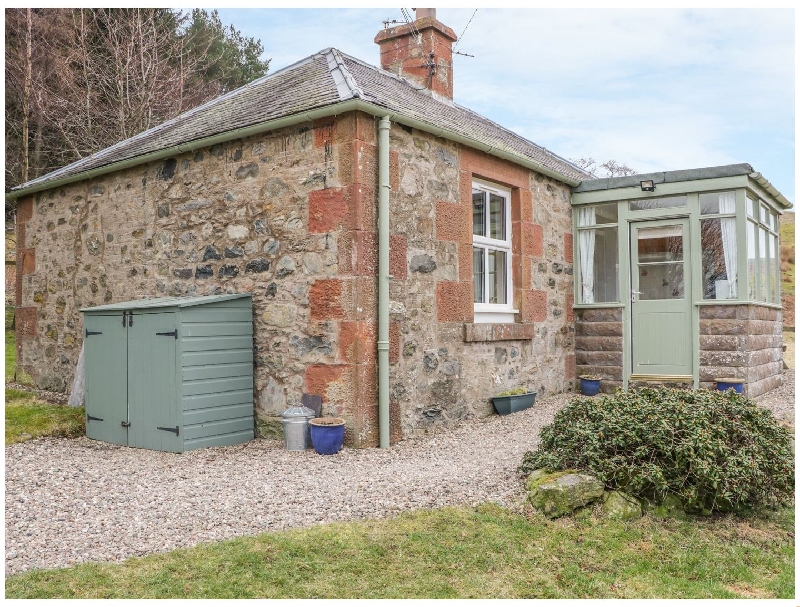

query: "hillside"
xmin=781 ymin=211 xmax=794 ymax=327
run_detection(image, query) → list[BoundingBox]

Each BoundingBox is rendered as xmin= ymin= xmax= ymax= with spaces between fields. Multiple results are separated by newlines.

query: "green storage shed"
xmin=81 ymin=293 xmax=254 ymax=452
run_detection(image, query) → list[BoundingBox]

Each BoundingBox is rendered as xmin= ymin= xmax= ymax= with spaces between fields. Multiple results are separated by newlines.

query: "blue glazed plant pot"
xmin=580 ymin=377 xmax=601 ymax=396
xmin=309 ymin=417 xmax=345 ymax=455
xmin=715 ymin=378 xmax=744 ymax=394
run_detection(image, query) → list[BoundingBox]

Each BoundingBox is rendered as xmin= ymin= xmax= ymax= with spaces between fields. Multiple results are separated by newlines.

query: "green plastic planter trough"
xmin=492 ymin=392 xmax=536 ymax=416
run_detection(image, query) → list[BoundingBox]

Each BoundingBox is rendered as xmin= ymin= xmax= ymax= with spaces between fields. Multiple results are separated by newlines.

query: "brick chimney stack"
xmin=374 ymin=8 xmax=458 ymax=100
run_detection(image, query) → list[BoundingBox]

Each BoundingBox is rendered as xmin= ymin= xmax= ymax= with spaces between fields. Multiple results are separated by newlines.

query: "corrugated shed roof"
xmin=11 ymin=48 xmax=588 ymax=195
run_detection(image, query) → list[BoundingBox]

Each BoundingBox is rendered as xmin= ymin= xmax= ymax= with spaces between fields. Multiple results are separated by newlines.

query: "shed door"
xmin=630 ymin=218 xmax=692 ymax=378
xmin=84 ymin=314 xmax=129 ymax=445
xmin=127 ymin=312 xmax=180 ymax=452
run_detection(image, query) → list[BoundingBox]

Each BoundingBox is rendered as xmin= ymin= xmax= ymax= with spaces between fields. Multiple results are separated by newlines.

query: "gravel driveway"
xmin=5 ymin=371 xmax=794 ymax=575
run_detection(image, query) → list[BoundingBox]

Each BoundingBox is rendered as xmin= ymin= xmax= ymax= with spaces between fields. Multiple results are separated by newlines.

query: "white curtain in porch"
xmin=719 ymin=192 xmax=738 ymax=298
xmin=578 ymin=207 xmax=596 ymax=303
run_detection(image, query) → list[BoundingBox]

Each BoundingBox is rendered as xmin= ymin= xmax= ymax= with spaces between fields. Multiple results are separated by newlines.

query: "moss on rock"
xmin=528 ymin=471 xmax=604 ymax=518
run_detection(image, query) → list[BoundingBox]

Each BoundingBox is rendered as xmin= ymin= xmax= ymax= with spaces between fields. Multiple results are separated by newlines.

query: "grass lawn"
xmin=5 ymin=388 xmax=85 ymax=444
xmin=6 ymin=328 xmax=16 ymax=381
xmin=5 ymin=330 xmax=84 ymax=443
xmin=4 ymin=504 xmax=793 ymax=599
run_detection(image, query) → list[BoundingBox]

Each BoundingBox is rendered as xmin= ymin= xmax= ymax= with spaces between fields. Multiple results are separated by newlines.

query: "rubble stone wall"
xmin=16 ymin=110 xmax=577 ymax=446
xmin=386 ymin=129 xmax=576 ymax=438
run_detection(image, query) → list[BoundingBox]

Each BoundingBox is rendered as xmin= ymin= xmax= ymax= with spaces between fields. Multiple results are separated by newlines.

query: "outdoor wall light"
xmin=640 ymin=180 xmax=656 ymax=192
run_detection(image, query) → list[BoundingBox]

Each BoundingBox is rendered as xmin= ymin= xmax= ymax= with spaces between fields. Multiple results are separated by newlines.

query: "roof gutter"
xmin=6 ymin=100 xmax=582 ymax=203
xmin=749 ymin=171 xmax=793 ymax=210
xmin=353 ymin=101 xmax=583 ymax=186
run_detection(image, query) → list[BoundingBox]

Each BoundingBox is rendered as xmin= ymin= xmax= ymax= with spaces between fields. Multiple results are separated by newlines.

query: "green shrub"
xmin=520 ymin=387 xmax=794 ymax=513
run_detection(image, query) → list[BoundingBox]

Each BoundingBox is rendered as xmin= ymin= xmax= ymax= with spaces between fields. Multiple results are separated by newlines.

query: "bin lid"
xmin=281 ymin=405 xmax=315 ymax=420
xmin=80 ymin=293 xmax=251 ymax=313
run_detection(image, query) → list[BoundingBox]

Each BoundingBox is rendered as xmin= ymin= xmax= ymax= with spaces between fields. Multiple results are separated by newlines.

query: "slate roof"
xmin=11 ymin=48 xmax=588 ymax=196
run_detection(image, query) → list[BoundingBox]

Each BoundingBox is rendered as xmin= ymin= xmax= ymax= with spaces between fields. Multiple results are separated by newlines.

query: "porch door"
xmin=630 ymin=218 xmax=692 ymax=378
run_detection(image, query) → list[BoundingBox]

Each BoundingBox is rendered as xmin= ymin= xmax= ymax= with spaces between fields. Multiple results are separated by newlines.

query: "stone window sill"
xmin=463 ymin=323 xmax=535 ymax=342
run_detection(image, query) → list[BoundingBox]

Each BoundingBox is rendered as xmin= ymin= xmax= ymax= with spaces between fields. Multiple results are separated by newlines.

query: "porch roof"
xmin=573 ymin=163 xmax=792 ymax=209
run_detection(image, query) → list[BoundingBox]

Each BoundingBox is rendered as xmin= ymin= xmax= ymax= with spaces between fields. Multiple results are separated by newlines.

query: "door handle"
xmin=631 ymin=290 xmax=642 ymax=303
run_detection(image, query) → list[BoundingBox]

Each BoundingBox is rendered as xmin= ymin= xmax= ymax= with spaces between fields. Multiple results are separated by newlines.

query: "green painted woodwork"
xmin=81 ymin=294 xmax=253 ymax=453
xmin=573 ymin=168 xmax=787 ymax=390
xmin=127 ymin=312 xmax=180 ymax=453
xmin=630 ymin=218 xmax=693 ymax=377
xmin=572 ymin=176 xmax=750 ymax=206
xmin=84 ymin=314 xmax=128 ymax=445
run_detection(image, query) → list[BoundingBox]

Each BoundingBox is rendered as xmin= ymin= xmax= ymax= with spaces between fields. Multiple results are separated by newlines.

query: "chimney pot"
xmin=415 ymin=8 xmax=436 ymax=20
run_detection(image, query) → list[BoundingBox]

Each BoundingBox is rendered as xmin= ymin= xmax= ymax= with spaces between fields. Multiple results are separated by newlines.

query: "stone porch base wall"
xmin=699 ymin=304 xmax=783 ymax=398
xmin=574 ymin=307 xmax=623 ymax=393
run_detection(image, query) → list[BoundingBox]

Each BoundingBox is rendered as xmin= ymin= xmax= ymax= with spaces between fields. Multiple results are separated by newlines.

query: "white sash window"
xmin=472 ymin=181 xmax=515 ymax=323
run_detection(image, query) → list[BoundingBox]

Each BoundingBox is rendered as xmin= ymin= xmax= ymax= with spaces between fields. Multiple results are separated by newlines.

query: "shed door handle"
xmin=156 ymin=330 xmax=178 ymax=339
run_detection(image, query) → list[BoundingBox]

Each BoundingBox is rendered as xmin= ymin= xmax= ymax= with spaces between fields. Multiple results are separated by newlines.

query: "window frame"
xmin=698 ymin=190 xmax=738 ymax=301
xmin=746 ymin=195 xmax=781 ymax=305
xmin=574 ymin=202 xmax=621 ymax=305
xmin=472 ymin=180 xmax=516 ymax=323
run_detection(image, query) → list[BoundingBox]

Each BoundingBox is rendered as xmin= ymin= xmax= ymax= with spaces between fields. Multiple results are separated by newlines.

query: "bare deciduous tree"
xmin=4 ymin=8 xmax=270 ymax=196
xmin=572 ymin=156 xmax=638 ymax=178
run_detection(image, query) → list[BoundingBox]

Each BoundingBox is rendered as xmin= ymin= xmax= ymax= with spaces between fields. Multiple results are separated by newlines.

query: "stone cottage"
xmin=7 ymin=10 xmax=789 ymax=448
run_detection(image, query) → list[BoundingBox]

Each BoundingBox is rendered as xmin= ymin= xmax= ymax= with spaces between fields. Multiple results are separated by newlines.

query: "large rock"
xmin=602 ymin=491 xmax=642 ymax=520
xmin=527 ymin=470 xmax=604 ymax=518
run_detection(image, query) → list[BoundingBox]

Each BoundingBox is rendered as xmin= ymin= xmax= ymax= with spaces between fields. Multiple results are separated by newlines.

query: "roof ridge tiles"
xmin=324 ymin=48 xmax=364 ymax=100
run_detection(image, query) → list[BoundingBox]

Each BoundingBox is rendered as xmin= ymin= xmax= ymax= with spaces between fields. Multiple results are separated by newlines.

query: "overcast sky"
xmin=213 ymin=7 xmax=795 ymax=204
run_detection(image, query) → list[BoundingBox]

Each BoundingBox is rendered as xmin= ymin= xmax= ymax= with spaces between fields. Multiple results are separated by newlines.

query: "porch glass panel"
xmin=747 ymin=220 xmax=757 ymax=300
xmin=701 ymin=218 xmax=737 ymax=299
xmin=638 ymin=264 xmax=685 ymax=300
xmin=630 ymin=196 xmax=687 ymax=211
xmin=769 ymin=233 xmax=779 ymax=303
xmin=759 ymin=226 xmax=768 ymax=301
xmin=577 ymin=225 xmax=619 ymax=303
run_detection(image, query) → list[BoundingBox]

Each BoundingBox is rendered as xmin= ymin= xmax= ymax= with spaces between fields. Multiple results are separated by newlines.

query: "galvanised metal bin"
xmin=81 ymin=293 xmax=254 ymax=452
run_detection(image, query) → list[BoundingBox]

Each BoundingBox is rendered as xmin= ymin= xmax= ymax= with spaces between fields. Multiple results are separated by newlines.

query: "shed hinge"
xmin=157 ymin=426 xmax=180 ymax=436
xmin=87 ymin=414 xmax=104 ymax=422
xmin=85 ymin=330 xmax=102 ymax=337
xmin=121 ymin=421 xmax=131 ymax=428
xmin=156 ymin=330 xmax=178 ymax=339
